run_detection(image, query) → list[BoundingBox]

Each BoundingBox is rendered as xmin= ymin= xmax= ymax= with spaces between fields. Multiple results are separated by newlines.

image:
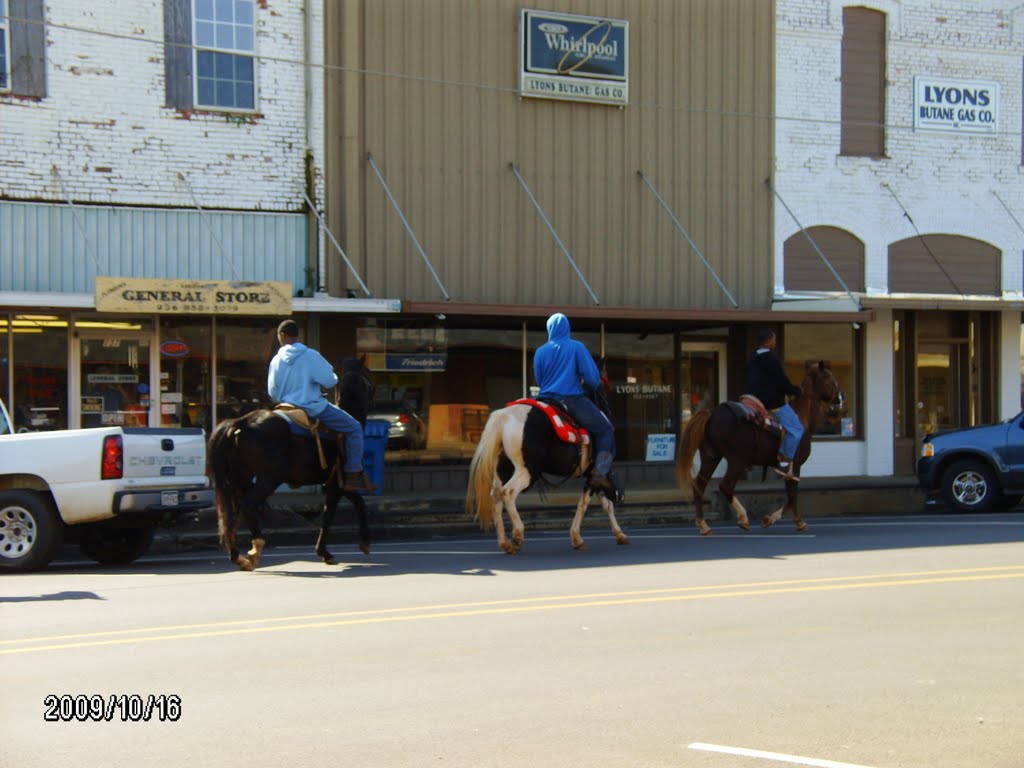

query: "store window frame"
xmin=781 ymin=322 xmax=863 ymax=440
xmin=0 ymin=0 xmax=10 ymax=92
xmin=193 ymin=0 xmax=256 ymax=111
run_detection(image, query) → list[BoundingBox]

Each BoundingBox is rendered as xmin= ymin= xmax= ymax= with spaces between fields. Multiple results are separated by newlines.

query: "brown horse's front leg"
xmin=761 ymin=473 xmax=806 ymax=530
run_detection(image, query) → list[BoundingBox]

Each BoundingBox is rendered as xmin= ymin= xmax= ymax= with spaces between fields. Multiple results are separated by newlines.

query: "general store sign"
xmin=913 ymin=76 xmax=999 ymax=134
xmin=520 ymin=9 xmax=628 ymax=106
xmin=96 ymin=277 xmax=292 ymax=315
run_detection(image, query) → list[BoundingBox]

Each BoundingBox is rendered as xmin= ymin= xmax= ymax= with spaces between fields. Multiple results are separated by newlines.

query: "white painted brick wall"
xmin=0 ymin=0 xmax=324 ymax=211
xmin=776 ymin=0 xmax=1024 ymax=297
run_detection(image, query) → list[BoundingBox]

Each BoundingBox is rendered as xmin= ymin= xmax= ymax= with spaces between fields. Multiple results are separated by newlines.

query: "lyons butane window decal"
xmin=519 ymin=9 xmax=628 ymax=106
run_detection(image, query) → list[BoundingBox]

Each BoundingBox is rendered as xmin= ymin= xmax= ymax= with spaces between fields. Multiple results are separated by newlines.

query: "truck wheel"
xmin=941 ymin=460 xmax=998 ymax=513
xmin=0 ymin=491 xmax=63 ymax=572
xmin=78 ymin=527 xmax=155 ymax=565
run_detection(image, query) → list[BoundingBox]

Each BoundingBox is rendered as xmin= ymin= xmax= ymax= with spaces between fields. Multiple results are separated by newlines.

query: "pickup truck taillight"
xmin=101 ymin=435 xmax=124 ymax=479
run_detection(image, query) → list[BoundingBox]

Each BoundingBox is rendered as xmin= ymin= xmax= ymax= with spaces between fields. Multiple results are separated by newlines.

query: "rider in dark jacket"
xmin=339 ymin=356 xmax=374 ymax=427
xmin=745 ymin=329 xmax=803 ymax=478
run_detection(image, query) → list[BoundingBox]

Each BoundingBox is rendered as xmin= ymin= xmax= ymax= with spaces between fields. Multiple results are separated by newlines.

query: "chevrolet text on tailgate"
xmin=0 ymin=397 xmax=213 ymax=571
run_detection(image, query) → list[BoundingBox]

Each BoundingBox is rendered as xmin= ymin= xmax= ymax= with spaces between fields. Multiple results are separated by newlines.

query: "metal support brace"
xmin=302 ymin=191 xmax=371 ymax=297
xmin=993 ymin=190 xmax=1024 ymax=237
xmin=638 ymin=171 xmax=738 ymax=308
xmin=882 ymin=183 xmax=964 ymax=298
xmin=177 ymin=172 xmax=241 ymax=281
xmin=50 ymin=166 xmax=103 ymax=274
xmin=767 ymin=179 xmax=861 ymax=308
xmin=367 ymin=153 xmax=450 ymax=301
xmin=510 ymin=163 xmax=600 ymax=306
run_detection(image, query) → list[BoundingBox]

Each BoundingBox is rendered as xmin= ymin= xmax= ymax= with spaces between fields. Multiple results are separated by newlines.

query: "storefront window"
xmin=0 ymin=318 xmax=8 ymax=417
xmin=215 ymin=319 xmax=281 ymax=424
xmin=783 ymin=323 xmax=859 ymax=437
xmin=160 ymin=318 xmax=213 ymax=431
xmin=604 ymin=332 xmax=674 ymax=461
xmin=10 ymin=314 xmax=69 ymax=431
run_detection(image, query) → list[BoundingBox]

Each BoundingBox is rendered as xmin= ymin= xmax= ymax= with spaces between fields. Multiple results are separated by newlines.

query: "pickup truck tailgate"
xmin=122 ymin=428 xmax=208 ymax=481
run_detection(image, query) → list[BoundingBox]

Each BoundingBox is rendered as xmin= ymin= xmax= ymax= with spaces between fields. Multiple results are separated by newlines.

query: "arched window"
xmin=888 ymin=235 xmax=1000 ymax=295
xmin=784 ymin=226 xmax=865 ymax=292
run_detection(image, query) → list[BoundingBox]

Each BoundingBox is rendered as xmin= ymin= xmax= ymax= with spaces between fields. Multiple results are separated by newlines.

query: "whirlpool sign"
xmin=913 ymin=76 xmax=999 ymax=134
xmin=520 ymin=9 xmax=629 ymax=106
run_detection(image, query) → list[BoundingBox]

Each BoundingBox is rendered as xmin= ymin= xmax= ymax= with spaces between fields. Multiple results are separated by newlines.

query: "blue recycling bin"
xmin=361 ymin=419 xmax=389 ymax=495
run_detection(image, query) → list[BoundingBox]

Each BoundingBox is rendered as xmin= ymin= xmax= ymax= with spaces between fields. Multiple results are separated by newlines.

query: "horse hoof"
xmin=359 ymin=542 xmax=370 ymax=555
xmin=761 ymin=517 xmax=773 ymax=528
xmin=573 ymin=540 xmax=588 ymax=551
xmin=237 ymin=556 xmax=254 ymax=571
xmin=317 ymin=550 xmax=337 ymax=565
xmin=737 ymin=521 xmax=749 ymax=531
xmin=616 ymin=534 xmax=630 ymax=545
xmin=795 ymin=522 xmax=808 ymax=533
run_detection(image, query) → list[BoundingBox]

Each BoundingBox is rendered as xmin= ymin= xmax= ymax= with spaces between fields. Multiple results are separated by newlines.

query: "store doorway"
xmin=76 ymin=333 xmax=156 ymax=428
xmin=679 ymin=342 xmax=727 ymax=477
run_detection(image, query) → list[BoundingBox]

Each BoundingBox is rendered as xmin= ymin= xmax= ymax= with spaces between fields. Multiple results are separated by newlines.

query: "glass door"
xmin=78 ymin=333 xmax=155 ymax=428
xmin=679 ymin=342 xmax=727 ymax=428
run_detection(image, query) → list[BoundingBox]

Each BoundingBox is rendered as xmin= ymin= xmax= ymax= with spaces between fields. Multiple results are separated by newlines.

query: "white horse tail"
xmin=465 ymin=407 xmax=508 ymax=530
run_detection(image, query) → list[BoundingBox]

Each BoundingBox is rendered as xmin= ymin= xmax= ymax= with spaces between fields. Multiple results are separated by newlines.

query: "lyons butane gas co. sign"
xmin=914 ymin=76 xmax=999 ymax=134
xmin=520 ymin=9 xmax=628 ymax=106
xmin=95 ymin=277 xmax=292 ymax=315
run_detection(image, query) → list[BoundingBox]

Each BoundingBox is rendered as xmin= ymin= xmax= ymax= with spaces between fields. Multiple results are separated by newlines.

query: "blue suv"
xmin=917 ymin=413 xmax=1024 ymax=512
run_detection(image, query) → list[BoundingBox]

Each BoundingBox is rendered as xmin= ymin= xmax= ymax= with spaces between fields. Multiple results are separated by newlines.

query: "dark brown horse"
xmin=207 ymin=410 xmax=370 ymax=570
xmin=675 ymin=361 xmax=842 ymax=535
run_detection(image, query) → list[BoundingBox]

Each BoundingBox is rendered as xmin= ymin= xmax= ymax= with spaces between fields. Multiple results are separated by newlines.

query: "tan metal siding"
xmin=326 ymin=0 xmax=775 ymax=309
xmin=888 ymin=235 xmax=1001 ymax=295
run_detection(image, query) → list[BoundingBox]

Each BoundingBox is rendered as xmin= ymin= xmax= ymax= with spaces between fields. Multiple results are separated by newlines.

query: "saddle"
xmin=725 ymin=394 xmax=783 ymax=438
xmin=506 ymin=398 xmax=590 ymax=446
xmin=272 ymin=404 xmax=334 ymax=469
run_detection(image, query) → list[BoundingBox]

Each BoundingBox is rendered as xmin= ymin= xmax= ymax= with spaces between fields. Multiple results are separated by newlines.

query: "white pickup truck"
xmin=0 ymin=397 xmax=213 ymax=571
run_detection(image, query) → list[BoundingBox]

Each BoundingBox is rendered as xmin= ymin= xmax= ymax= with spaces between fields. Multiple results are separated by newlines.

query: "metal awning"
xmin=403 ymin=300 xmax=872 ymax=324
xmin=0 ymin=291 xmax=401 ymax=314
xmin=858 ymin=294 xmax=1024 ymax=311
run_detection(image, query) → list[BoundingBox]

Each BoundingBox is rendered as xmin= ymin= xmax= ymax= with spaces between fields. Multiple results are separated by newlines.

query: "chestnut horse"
xmin=465 ymin=384 xmax=627 ymax=554
xmin=675 ymin=361 xmax=842 ymax=535
xmin=208 ymin=410 xmax=370 ymax=570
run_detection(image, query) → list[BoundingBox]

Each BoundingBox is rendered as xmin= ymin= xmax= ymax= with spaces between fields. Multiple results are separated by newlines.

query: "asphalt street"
xmin=2 ymin=513 xmax=1023 ymax=768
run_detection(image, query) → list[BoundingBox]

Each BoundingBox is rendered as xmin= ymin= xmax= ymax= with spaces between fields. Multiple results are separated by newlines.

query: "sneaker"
xmin=772 ymin=461 xmax=799 ymax=481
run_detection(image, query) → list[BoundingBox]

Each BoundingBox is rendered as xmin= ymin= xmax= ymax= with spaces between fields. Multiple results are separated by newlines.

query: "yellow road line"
xmin=2 ymin=567 xmax=1022 ymax=655
xmin=2 ymin=563 xmax=1021 ymax=646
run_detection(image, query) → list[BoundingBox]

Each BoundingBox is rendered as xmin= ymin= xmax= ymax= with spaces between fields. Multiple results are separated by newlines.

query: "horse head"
xmin=803 ymin=360 xmax=843 ymax=406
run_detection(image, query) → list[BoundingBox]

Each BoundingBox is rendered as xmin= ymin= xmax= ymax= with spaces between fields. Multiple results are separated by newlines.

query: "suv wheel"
xmin=941 ymin=460 xmax=998 ymax=513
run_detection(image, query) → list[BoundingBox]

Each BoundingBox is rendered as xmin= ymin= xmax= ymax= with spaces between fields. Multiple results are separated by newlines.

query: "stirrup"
xmin=341 ymin=470 xmax=378 ymax=493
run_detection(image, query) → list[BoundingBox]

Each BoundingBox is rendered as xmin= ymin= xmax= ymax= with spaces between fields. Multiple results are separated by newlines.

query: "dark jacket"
xmin=339 ymin=357 xmax=374 ymax=426
xmin=745 ymin=348 xmax=801 ymax=410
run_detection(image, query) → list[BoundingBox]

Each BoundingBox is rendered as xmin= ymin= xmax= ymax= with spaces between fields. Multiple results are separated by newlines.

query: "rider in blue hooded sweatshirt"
xmin=533 ymin=313 xmax=615 ymax=492
xmin=267 ymin=319 xmax=375 ymax=492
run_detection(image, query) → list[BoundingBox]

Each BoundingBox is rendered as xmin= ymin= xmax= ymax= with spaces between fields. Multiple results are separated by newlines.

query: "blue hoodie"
xmin=533 ymin=313 xmax=602 ymax=397
xmin=267 ymin=342 xmax=338 ymax=417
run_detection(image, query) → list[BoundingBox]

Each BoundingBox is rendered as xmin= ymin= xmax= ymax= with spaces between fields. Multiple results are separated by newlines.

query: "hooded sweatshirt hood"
xmin=533 ymin=313 xmax=600 ymax=397
xmin=278 ymin=342 xmax=309 ymax=364
xmin=546 ymin=312 xmax=570 ymax=341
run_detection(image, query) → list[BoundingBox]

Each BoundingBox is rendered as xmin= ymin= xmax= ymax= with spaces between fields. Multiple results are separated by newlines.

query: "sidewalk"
xmin=155 ymin=474 xmax=925 ymax=553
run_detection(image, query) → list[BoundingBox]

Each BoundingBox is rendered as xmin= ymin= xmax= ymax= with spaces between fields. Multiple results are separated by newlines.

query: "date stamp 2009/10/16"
xmin=44 ymin=694 xmax=181 ymax=722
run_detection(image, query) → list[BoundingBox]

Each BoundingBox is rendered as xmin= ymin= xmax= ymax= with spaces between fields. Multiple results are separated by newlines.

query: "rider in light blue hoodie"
xmin=533 ymin=313 xmax=615 ymax=492
xmin=268 ymin=319 xmax=374 ymax=492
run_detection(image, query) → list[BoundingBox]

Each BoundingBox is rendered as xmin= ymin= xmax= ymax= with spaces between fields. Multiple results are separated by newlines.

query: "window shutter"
xmin=9 ymin=0 xmax=46 ymax=98
xmin=841 ymin=7 xmax=886 ymax=157
xmin=164 ymin=0 xmax=193 ymax=109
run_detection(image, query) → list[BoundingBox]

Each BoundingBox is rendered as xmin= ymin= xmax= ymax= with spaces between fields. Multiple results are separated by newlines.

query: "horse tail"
xmin=465 ymin=407 xmax=507 ymax=530
xmin=207 ymin=416 xmax=241 ymax=552
xmin=676 ymin=408 xmax=712 ymax=498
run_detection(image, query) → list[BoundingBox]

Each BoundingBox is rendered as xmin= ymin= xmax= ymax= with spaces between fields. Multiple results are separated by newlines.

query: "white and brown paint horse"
xmin=465 ymin=390 xmax=627 ymax=554
xmin=675 ymin=361 xmax=842 ymax=535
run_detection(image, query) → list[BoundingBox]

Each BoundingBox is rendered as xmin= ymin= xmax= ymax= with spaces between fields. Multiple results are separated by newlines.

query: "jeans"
xmin=315 ymin=403 xmax=364 ymax=473
xmin=773 ymin=402 xmax=804 ymax=460
xmin=561 ymin=394 xmax=615 ymax=473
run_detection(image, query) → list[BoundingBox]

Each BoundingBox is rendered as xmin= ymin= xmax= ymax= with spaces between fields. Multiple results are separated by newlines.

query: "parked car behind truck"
xmin=0 ymin=397 xmax=213 ymax=571
xmin=917 ymin=412 xmax=1024 ymax=512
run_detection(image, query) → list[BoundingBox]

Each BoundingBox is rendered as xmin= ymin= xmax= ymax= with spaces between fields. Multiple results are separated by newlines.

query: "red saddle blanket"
xmin=507 ymin=398 xmax=590 ymax=446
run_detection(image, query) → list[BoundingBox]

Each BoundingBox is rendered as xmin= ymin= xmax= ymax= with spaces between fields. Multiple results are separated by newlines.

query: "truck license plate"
xmin=161 ymin=490 xmax=178 ymax=506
